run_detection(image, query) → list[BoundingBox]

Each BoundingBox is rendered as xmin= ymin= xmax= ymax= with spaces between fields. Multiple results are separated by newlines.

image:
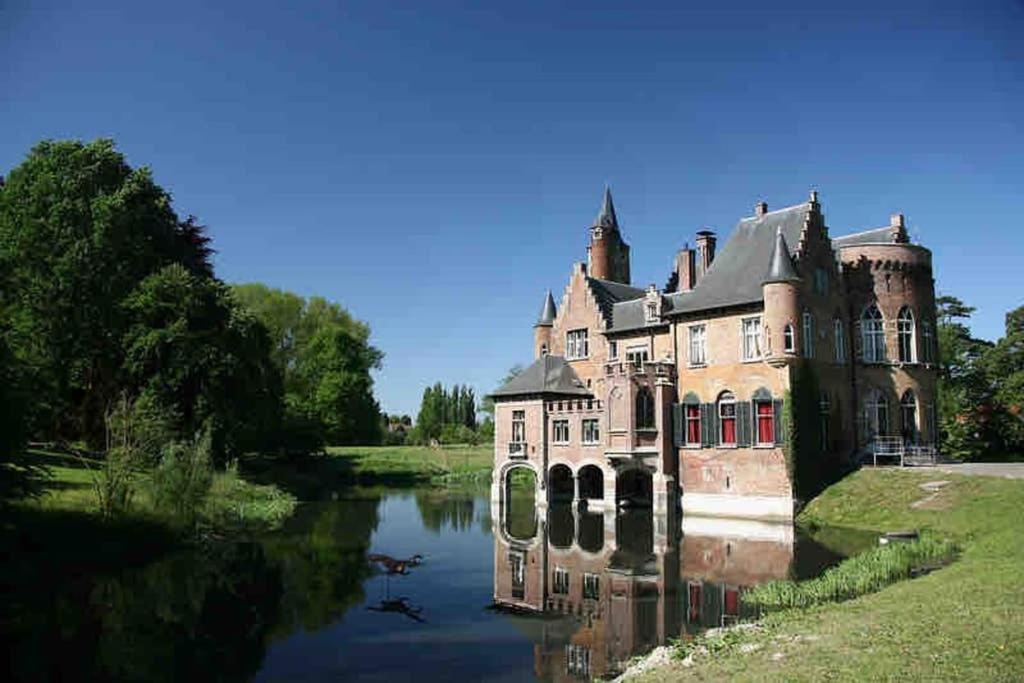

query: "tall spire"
xmin=593 ymin=186 xmax=619 ymax=230
xmin=763 ymin=227 xmax=800 ymax=284
xmin=536 ymin=290 xmax=557 ymax=326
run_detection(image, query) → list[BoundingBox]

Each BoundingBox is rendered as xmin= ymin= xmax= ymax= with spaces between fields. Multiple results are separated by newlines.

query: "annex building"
xmin=490 ymin=188 xmax=938 ymax=520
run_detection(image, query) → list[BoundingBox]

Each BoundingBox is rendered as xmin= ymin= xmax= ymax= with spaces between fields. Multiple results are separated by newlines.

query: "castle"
xmin=490 ymin=188 xmax=938 ymax=520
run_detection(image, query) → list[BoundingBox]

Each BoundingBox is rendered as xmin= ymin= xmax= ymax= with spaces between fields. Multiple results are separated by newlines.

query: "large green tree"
xmin=0 ymin=139 xmax=213 ymax=444
xmin=979 ymin=305 xmax=1024 ymax=455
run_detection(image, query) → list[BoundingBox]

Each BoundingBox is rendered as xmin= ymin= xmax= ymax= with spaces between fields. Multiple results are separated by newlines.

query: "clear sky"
xmin=2 ymin=0 xmax=1022 ymax=417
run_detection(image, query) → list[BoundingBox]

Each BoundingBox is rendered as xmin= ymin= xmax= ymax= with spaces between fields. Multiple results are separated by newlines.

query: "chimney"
xmin=674 ymin=244 xmax=696 ymax=292
xmin=889 ymin=213 xmax=908 ymax=244
xmin=755 ymin=201 xmax=768 ymax=217
xmin=695 ymin=230 xmax=716 ymax=280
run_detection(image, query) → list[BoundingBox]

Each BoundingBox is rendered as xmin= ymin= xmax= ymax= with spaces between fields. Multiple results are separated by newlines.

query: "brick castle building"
xmin=490 ymin=188 xmax=938 ymax=520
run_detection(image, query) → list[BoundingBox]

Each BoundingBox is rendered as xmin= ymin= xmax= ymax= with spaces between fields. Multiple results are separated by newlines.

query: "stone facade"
xmin=491 ymin=189 xmax=938 ymax=520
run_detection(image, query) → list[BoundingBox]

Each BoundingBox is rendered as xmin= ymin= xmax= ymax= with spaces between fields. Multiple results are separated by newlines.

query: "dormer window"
xmin=644 ymin=285 xmax=662 ymax=324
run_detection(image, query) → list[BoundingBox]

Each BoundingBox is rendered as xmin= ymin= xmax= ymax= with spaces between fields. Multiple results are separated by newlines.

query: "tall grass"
xmin=743 ymin=534 xmax=958 ymax=611
xmin=203 ymin=461 xmax=297 ymax=531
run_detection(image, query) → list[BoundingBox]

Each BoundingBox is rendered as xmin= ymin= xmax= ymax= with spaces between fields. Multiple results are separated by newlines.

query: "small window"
xmin=635 ymin=388 xmax=655 ymax=429
xmin=609 ymin=340 xmax=618 ymax=359
xmin=553 ymin=567 xmax=570 ymax=595
xmin=645 ymin=301 xmax=659 ymax=323
xmin=802 ymin=311 xmax=815 ymax=358
xmin=861 ymin=305 xmax=886 ymax=363
xmin=566 ymin=328 xmax=589 ymax=360
xmin=897 ymin=307 xmax=916 ymax=363
xmin=718 ymin=392 xmax=737 ymax=446
xmin=511 ymin=410 xmax=526 ymax=445
xmin=741 ymin=317 xmax=763 ymax=361
xmin=583 ymin=573 xmax=600 ymax=600
xmin=689 ymin=324 xmax=707 ymax=366
xmin=783 ymin=323 xmax=795 ymax=353
xmin=833 ymin=318 xmax=846 ymax=363
xmin=553 ymin=419 xmax=569 ymax=444
xmin=685 ymin=403 xmax=701 ymax=447
xmin=627 ymin=345 xmax=649 ymax=370
xmin=582 ymin=418 xmax=600 ymax=444
xmin=901 ymin=390 xmax=919 ymax=444
xmin=755 ymin=398 xmax=775 ymax=446
xmin=921 ymin=321 xmax=934 ymax=363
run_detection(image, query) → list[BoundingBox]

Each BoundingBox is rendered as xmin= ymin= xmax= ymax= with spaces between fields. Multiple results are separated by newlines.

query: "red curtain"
xmin=686 ymin=405 xmax=700 ymax=444
xmin=721 ymin=417 xmax=736 ymax=444
xmin=757 ymin=401 xmax=774 ymax=444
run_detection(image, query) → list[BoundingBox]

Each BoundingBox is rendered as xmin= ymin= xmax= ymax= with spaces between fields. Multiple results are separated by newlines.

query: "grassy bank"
xmin=632 ymin=469 xmax=1024 ymax=682
xmin=243 ymin=444 xmax=492 ymax=500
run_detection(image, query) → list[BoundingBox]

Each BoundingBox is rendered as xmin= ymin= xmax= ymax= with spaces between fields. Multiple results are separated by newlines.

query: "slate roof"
xmin=536 ymin=291 xmax=557 ymax=326
xmin=763 ymin=228 xmax=801 ymax=284
xmin=830 ymin=226 xmax=894 ymax=248
xmin=488 ymin=355 xmax=592 ymax=399
xmin=593 ymin=186 xmax=619 ymax=229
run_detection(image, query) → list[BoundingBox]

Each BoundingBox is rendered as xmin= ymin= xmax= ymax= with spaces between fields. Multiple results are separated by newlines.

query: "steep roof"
xmin=763 ymin=228 xmax=801 ymax=284
xmin=536 ymin=291 xmax=557 ymax=326
xmin=586 ymin=277 xmax=646 ymax=322
xmin=830 ymin=226 xmax=894 ymax=248
xmin=488 ymin=355 xmax=592 ymax=399
xmin=593 ymin=186 xmax=619 ymax=229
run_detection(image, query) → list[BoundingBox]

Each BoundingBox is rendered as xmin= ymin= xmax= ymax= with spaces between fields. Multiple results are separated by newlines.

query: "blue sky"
xmin=2 ymin=0 xmax=1022 ymax=417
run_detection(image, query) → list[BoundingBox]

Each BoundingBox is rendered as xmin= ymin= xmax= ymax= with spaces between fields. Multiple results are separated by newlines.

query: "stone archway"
xmin=616 ymin=467 xmax=653 ymax=509
xmin=578 ymin=464 xmax=604 ymax=501
xmin=548 ymin=463 xmax=574 ymax=503
xmin=502 ymin=465 xmax=538 ymax=541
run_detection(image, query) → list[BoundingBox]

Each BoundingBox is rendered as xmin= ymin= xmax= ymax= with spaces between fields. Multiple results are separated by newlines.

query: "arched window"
xmin=683 ymin=392 xmax=701 ymax=447
xmin=802 ymin=311 xmax=815 ymax=358
xmin=718 ymin=391 xmax=737 ymax=446
xmin=901 ymin=390 xmax=918 ymax=444
xmin=897 ymin=307 xmax=916 ymax=363
xmin=833 ymin=317 xmax=846 ymax=363
xmin=921 ymin=321 xmax=934 ymax=363
xmin=783 ymin=324 xmax=795 ymax=353
xmin=863 ymin=389 xmax=889 ymax=442
xmin=540 ymin=343 xmax=548 ymax=356
xmin=753 ymin=388 xmax=775 ymax=446
xmin=635 ymin=387 xmax=655 ymax=430
xmin=861 ymin=305 xmax=886 ymax=363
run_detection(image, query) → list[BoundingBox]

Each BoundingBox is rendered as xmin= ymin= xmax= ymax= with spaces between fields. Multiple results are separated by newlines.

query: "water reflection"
xmin=492 ymin=500 xmax=844 ymax=680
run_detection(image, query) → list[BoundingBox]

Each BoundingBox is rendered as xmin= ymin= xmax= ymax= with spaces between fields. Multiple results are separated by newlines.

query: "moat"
xmin=5 ymin=488 xmax=874 ymax=682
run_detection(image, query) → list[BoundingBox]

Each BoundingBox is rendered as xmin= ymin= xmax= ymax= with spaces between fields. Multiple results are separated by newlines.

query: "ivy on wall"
xmin=783 ymin=361 xmax=827 ymax=502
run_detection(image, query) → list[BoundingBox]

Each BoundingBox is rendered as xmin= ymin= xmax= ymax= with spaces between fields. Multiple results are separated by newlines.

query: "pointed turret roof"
xmin=592 ymin=186 xmax=619 ymax=230
xmin=536 ymin=291 xmax=556 ymax=326
xmin=763 ymin=227 xmax=801 ymax=284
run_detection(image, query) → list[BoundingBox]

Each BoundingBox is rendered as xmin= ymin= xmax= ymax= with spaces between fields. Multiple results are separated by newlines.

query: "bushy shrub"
xmin=149 ymin=429 xmax=214 ymax=530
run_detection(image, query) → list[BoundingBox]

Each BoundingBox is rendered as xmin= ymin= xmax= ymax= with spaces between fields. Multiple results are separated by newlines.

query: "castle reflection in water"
xmin=492 ymin=494 xmax=843 ymax=681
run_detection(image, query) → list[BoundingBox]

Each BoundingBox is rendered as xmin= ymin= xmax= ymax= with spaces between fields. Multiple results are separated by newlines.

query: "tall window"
xmin=510 ymin=552 xmax=525 ymax=599
xmin=627 ymin=345 xmax=649 ymax=370
xmin=583 ymin=573 xmax=600 ymax=600
xmin=861 ymin=305 xmax=886 ymax=363
xmin=553 ymin=567 xmax=569 ymax=595
xmin=755 ymin=397 xmax=775 ymax=446
xmin=685 ymin=403 xmax=701 ymax=446
xmin=718 ymin=391 xmax=737 ymax=446
xmin=635 ymin=388 xmax=655 ymax=429
xmin=553 ymin=419 xmax=569 ymax=444
xmin=689 ymin=324 xmax=707 ymax=366
xmin=802 ymin=311 xmax=815 ymax=358
xmin=864 ymin=389 xmax=889 ymax=441
xmin=608 ymin=340 xmax=618 ymax=359
xmin=814 ymin=267 xmax=829 ymax=295
xmin=833 ymin=318 xmax=846 ymax=363
xmin=921 ymin=321 xmax=934 ymax=363
xmin=511 ymin=410 xmax=526 ymax=445
xmin=783 ymin=324 xmax=795 ymax=353
xmin=582 ymin=418 xmax=600 ymax=445
xmin=741 ymin=317 xmax=763 ymax=361
xmin=820 ymin=393 xmax=831 ymax=451
xmin=566 ymin=328 xmax=589 ymax=360
xmin=897 ymin=307 xmax=916 ymax=362
xmin=901 ymin=390 xmax=918 ymax=444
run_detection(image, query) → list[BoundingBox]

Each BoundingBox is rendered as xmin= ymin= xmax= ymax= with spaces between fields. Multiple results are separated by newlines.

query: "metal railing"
xmin=870 ymin=436 xmax=937 ymax=467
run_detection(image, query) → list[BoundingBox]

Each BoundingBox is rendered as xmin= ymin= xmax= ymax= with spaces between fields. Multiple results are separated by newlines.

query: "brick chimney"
xmin=695 ymin=230 xmax=716 ymax=280
xmin=755 ymin=201 xmax=768 ymax=217
xmin=889 ymin=213 xmax=908 ymax=243
xmin=673 ymin=244 xmax=696 ymax=292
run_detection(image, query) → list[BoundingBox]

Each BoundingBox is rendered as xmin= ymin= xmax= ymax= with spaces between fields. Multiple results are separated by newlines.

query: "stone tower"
xmin=762 ymin=227 xmax=802 ymax=367
xmin=533 ymin=290 xmax=556 ymax=358
xmin=586 ymin=187 xmax=631 ymax=284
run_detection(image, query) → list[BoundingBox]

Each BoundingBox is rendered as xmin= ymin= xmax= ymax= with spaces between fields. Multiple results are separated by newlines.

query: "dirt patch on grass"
xmin=911 ymin=480 xmax=953 ymax=510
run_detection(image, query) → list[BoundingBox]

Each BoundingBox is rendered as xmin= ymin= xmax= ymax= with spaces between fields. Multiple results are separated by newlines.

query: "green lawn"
xmin=633 ymin=469 xmax=1024 ymax=682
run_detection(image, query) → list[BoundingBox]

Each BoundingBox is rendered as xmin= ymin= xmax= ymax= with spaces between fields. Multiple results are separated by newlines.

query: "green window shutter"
xmin=672 ymin=404 xmax=684 ymax=448
xmin=773 ymin=399 xmax=785 ymax=446
xmin=701 ymin=403 xmax=714 ymax=447
xmin=737 ymin=401 xmax=751 ymax=447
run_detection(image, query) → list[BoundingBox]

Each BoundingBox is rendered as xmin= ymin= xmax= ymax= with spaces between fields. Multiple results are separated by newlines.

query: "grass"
xmin=242 ymin=444 xmax=492 ymax=500
xmin=630 ymin=468 xmax=1024 ymax=682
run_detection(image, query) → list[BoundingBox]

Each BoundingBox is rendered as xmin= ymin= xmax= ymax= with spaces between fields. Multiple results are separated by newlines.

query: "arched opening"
xmin=578 ymin=511 xmax=603 ymax=553
xmin=614 ymin=508 xmax=654 ymax=566
xmin=503 ymin=466 xmax=538 ymax=541
xmin=861 ymin=304 xmax=886 ymax=362
xmin=862 ymin=388 xmax=890 ymax=443
xmin=897 ymin=307 xmax=916 ymax=362
xmin=717 ymin=391 xmax=737 ymax=446
xmin=548 ymin=503 xmax=574 ymax=549
xmin=635 ymin=387 xmax=655 ymax=429
xmin=578 ymin=465 xmax=604 ymax=501
xmin=548 ymin=464 xmax=574 ymax=503
xmin=616 ymin=468 xmax=653 ymax=509
xmin=901 ymin=390 xmax=919 ymax=444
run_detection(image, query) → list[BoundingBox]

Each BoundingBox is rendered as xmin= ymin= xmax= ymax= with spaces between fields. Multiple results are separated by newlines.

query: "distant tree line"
xmin=0 ymin=139 xmax=385 ymax=504
xmin=936 ymin=296 xmax=1024 ymax=460
xmin=409 ymin=383 xmax=480 ymax=445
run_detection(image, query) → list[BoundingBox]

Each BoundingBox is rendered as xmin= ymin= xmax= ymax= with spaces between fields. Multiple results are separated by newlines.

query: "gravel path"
xmin=934 ymin=462 xmax=1024 ymax=479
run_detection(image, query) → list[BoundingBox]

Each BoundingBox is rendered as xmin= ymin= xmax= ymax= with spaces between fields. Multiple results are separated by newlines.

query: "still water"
xmin=5 ymin=489 xmax=870 ymax=682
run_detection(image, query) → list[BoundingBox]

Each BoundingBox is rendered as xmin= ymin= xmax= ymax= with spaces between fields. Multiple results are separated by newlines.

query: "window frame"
xmin=783 ymin=323 xmax=795 ymax=353
xmin=718 ymin=391 xmax=738 ymax=447
xmin=861 ymin=305 xmax=886 ymax=363
xmin=581 ymin=418 xmax=600 ymax=445
xmin=626 ymin=344 xmax=650 ymax=370
xmin=802 ymin=311 xmax=815 ymax=358
xmin=511 ymin=410 xmax=526 ymax=445
xmin=635 ymin=387 xmax=656 ymax=430
xmin=833 ymin=317 xmax=846 ymax=363
xmin=565 ymin=328 xmax=589 ymax=360
xmin=689 ymin=324 xmax=707 ymax=366
xmin=754 ymin=398 xmax=775 ymax=447
xmin=552 ymin=419 xmax=570 ymax=445
xmin=741 ymin=316 xmax=763 ymax=362
xmin=897 ymin=307 xmax=916 ymax=363
xmin=582 ymin=572 xmax=600 ymax=600
xmin=553 ymin=566 xmax=570 ymax=595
